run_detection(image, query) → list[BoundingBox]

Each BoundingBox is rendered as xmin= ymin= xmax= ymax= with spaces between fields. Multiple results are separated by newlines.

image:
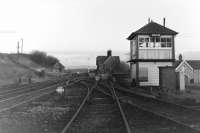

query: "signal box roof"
xmin=127 ymin=21 xmax=178 ymax=40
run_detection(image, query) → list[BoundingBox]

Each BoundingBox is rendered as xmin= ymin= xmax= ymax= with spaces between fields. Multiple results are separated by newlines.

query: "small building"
xmin=96 ymin=50 xmax=120 ymax=74
xmin=160 ymin=60 xmax=198 ymax=92
xmin=127 ymin=18 xmax=178 ymax=86
xmin=174 ymin=60 xmax=200 ymax=85
xmin=175 ymin=60 xmax=193 ymax=91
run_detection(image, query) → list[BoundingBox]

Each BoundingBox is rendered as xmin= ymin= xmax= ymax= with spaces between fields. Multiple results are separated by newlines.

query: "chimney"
xmin=178 ymin=54 xmax=183 ymax=61
xmin=163 ymin=17 xmax=166 ymax=27
xmin=148 ymin=18 xmax=150 ymax=23
xmin=107 ymin=50 xmax=112 ymax=57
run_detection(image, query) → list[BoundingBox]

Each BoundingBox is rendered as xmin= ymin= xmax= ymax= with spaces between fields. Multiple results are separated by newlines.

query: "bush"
xmin=30 ymin=51 xmax=47 ymax=66
xmin=45 ymin=56 xmax=59 ymax=67
xmin=119 ymin=61 xmax=130 ymax=73
xmin=29 ymin=50 xmax=62 ymax=68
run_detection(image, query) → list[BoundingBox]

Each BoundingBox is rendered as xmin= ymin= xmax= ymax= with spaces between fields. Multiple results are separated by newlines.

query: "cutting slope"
xmin=0 ymin=53 xmax=45 ymax=86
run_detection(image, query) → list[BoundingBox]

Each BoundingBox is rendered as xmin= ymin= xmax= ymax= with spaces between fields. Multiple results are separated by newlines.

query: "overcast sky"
xmin=0 ymin=0 xmax=200 ymax=55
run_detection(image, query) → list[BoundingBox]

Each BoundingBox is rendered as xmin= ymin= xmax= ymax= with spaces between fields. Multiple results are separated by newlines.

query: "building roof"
xmin=174 ymin=60 xmax=200 ymax=69
xmin=103 ymin=56 xmax=120 ymax=73
xmin=103 ymin=56 xmax=120 ymax=65
xmin=175 ymin=60 xmax=193 ymax=72
xmin=96 ymin=56 xmax=107 ymax=65
xmin=187 ymin=60 xmax=200 ymax=69
xmin=174 ymin=60 xmax=182 ymax=68
xmin=127 ymin=21 xmax=178 ymax=40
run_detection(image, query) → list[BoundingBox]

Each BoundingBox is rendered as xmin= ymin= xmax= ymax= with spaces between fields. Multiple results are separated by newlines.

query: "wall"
xmin=139 ymin=48 xmax=172 ymax=59
xmin=130 ymin=63 xmax=136 ymax=79
xmin=139 ymin=62 xmax=173 ymax=86
xmin=194 ymin=69 xmax=200 ymax=84
xmin=198 ymin=70 xmax=200 ymax=84
xmin=130 ymin=39 xmax=136 ymax=59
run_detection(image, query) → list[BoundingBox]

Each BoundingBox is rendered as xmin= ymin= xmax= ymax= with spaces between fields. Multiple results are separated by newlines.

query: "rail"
xmin=60 ymin=81 xmax=97 ymax=133
xmin=98 ymin=82 xmax=200 ymax=132
xmin=0 ymin=76 xmax=71 ymax=113
xmin=114 ymin=85 xmax=200 ymax=132
xmin=111 ymin=83 xmax=132 ymax=133
xmin=96 ymin=81 xmax=132 ymax=133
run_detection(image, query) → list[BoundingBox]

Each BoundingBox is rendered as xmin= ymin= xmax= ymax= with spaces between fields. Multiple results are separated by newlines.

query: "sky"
xmin=0 ymin=0 xmax=200 ymax=56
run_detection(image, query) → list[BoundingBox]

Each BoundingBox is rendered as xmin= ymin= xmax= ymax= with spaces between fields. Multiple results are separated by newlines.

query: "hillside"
xmin=0 ymin=53 xmax=59 ymax=86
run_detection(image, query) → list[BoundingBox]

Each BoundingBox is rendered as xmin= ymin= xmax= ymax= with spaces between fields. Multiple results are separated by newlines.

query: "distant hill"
xmin=48 ymin=51 xmax=129 ymax=69
xmin=182 ymin=51 xmax=200 ymax=60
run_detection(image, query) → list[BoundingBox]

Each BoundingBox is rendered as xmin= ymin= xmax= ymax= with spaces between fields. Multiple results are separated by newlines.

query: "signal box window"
xmin=139 ymin=36 xmax=172 ymax=48
xmin=139 ymin=37 xmax=150 ymax=48
xmin=161 ymin=37 xmax=172 ymax=48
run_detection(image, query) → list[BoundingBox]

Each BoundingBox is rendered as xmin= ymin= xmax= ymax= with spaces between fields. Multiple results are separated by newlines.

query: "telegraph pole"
xmin=87 ymin=57 xmax=90 ymax=73
xmin=17 ymin=41 xmax=20 ymax=54
xmin=21 ymin=38 xmax=23 ymax=54
xmin=17 ymin=41 xmax=20 ymax=59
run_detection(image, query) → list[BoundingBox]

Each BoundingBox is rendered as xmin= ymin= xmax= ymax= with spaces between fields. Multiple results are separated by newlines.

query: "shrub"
xmin=119 ymin=61 xmax=129 ymax=73
xmin=29 ymin=50 xmax=63 ymax=69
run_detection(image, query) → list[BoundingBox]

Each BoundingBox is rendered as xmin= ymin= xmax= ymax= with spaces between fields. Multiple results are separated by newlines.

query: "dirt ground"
xmin=0 ymin=83 xmax=87 ymax=133
xmin=178 ymin=89 xmax=200 ymax=102
xmin=119 ymin=83 xmax=200 ymax=107
xmin=169 ymin=85 xmax=200 ymax=105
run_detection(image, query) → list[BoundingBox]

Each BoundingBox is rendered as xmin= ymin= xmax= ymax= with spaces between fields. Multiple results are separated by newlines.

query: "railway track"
xmin=0 ymin=80 xmax=59 ymax=100
xmin=61 ymin=81 xmax=131 ymax=133
xmin=49 ymin=81 xmax=91 ymax=132
xmin=2 ymin=74 xmax=199 ymax=133
xmin=112 ymin=84 xmax=200 ymax=131
xmin=0 ymin=76 xmax=71 ymax=113
xmin=0 ymin=74 xmax=70 ymax=93
xmin=0 ymin=77 xmax=91 ymax=133
xmin=98 ymin=81 xmax=200 ymax=133
xmin=0 ymin=75 xmax=71 ymax=96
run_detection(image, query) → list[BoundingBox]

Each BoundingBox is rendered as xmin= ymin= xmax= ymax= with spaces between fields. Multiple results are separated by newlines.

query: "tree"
xmin=119 ymin=61 xmax=129 ymax=73
xmin=29 ymin=50 xmax=63 ymax=68
xmin=30 ymin=50 xmax=47 ymax=66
